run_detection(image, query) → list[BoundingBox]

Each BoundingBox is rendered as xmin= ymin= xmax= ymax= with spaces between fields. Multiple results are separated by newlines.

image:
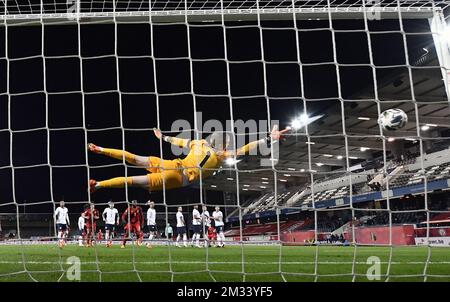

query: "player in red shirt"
xmin=83 ymin=203 xmax=100 ymax=247
xmin=97 ymin=229 xmax=103 ymax=241
xmin=121 ymin=200 xmax=144 ymax=248
xmin=207 ymin=225 xmax=217 ymax=247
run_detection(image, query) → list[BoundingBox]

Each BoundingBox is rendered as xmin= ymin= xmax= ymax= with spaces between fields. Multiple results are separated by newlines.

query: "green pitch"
xmin=0 ymin=244 xmax=449 ymax=282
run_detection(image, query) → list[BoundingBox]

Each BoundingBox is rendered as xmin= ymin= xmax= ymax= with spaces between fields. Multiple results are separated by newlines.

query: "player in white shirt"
xmin=146 ymin=201 xmax=157 ymax=248
xmin=77 ymin=214 xmax=85 ymax=246
xmin=176 ymin=207 xmax=188 ymax=247
xmin=102 ymin=201 xmax=119 ymax=247
xmin=191 ymin=205 xmax=202 ymax=248
xmin=213 ymin=206 xmax=225 ymax=247
xmin=201 ymin=205 xmax=211 ymax=247
xmin=54 ymin=200 xmax=70 ymax=248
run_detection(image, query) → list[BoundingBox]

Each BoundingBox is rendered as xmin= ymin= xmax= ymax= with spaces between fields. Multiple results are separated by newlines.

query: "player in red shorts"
xmin=83 ymin=203 xmax=100 ymax=247
xmin=207 ymin=225 xmax=217 ymax=248
xmin=121 ymin=200 xmax=144 ymax=248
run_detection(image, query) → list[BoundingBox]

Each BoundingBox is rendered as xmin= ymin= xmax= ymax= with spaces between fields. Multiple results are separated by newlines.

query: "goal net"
xmin=1 ymin=0 xmax=450 ymax=282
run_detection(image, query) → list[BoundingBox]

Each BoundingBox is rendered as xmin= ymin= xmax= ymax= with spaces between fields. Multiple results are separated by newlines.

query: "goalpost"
xmin=1 ymin=0 xmax=450 ymax=282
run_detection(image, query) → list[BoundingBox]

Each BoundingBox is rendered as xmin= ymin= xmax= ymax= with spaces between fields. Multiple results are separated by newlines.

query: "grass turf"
xmin=0 ymin=244 xmax=449 ymax=282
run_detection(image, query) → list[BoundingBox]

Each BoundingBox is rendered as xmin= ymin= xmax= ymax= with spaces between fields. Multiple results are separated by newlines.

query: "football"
xmin=378 ymin=109 xmax=408 ymax=131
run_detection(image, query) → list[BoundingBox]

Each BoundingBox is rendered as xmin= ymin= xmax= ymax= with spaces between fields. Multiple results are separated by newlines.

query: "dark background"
xmin=0 ymin=17 xmax=437 ymax=215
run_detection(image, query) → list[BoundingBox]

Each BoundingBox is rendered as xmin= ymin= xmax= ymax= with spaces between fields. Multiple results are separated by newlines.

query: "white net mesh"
xmin=1 ymin=0 xmax=450 ymax=282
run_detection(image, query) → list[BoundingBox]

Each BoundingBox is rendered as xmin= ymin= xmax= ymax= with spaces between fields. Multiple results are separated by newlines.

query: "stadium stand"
xmin=226 ymin=147 xmax=450 ymax=242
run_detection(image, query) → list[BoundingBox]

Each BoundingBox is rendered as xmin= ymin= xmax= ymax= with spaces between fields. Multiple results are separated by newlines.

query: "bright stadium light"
xmin=357 ymin=117 xmax=371 ymax=121
xmin=227 ymin=177 xmax=234 ymax=181
xmin=290 ymin=118 xmax=303 ymax=130
xmin=421 ymin=125 xmax=430 ymax=131
xmin=360 ymin=147 xmax=370 ymax=152
xmin=405 ymin=138 xmax=418 ymax=143
xmin=225 ymin=158 xmax=241 ymax=166
xmin=300 ymin=169 xmax=305 ymax=172
xmin=299 ymin=113 xmax=309 ymax=123
xmin=388 ymin=137 xmax=396 ymax=142
xmin=337 ymin=155 xmax=343 ymax=160
xmin=243 ymin=184 xmax=250 ymax=187
xmin=279 ymin=179 xmax=288 ymax=182
xmin=316 ymin=163 xmax=324 ymax=167
xmin=290 ymin=113 xmax=312 ymax=130
xmin=262 ymin=181 xmax=269 ymax=184
xmin=210 ymin=185 xmax=217 ymax=188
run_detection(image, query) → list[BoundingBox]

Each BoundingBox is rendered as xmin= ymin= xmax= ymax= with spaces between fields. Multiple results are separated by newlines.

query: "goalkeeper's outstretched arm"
xmin=153 ymin=128 xmax=191 ymax=148
xmin=229 ymin=125 xmax=290 ymax=157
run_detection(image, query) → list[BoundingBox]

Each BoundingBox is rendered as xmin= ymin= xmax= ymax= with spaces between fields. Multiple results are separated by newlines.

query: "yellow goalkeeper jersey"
xmin=166 ymin=136 xmax=262 ymax=183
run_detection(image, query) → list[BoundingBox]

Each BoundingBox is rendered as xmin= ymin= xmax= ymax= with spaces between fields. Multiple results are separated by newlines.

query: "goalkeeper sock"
xmin=149 ymin=233 xmax=154 ymax=240
xmin=195 ymin=234 xmax=200 ymax=246
xmin=101 ymin=148 xmax=137 ymax=165
xmin=97 ymin=177 xmax=133 ymax=189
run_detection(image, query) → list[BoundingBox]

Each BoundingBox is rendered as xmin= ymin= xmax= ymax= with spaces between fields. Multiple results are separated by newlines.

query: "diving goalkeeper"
xmin=88 ymin=125 xmax=288 ymax=193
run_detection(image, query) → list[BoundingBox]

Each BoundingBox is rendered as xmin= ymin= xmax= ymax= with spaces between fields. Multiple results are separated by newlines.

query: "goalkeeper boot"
xmin=121 ymin=244 xmax=126 ymax=249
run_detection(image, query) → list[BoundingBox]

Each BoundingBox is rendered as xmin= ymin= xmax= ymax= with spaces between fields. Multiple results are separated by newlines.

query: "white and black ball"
xmin=378 ymin=109 xmax=408 ymax=131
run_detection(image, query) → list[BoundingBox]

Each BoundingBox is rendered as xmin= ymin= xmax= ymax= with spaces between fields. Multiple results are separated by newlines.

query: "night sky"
xmin=0 ymin=17 xmax=437 ymax=217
